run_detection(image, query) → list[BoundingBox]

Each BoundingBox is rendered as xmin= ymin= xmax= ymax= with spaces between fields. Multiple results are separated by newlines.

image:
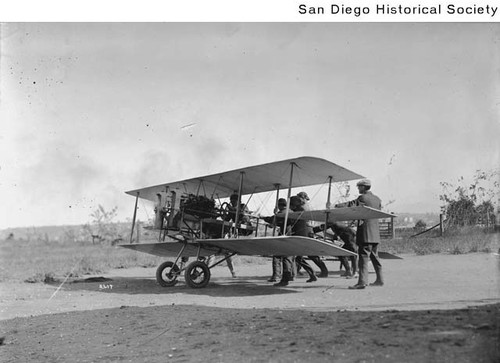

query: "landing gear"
xmin=156 ymin=261 xmax=180 ymax=287
xmin=184 ymin=261 xmax=211 ymax=288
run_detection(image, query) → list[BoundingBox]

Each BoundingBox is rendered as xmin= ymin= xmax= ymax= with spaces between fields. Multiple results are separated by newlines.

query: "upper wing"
xmin=278 ymin=206 xmax=396 ymax=222
xmin=119 ymin=235 xmax=356 ymax=258
xmin=125 ymin=156 xmax=364 ymax=203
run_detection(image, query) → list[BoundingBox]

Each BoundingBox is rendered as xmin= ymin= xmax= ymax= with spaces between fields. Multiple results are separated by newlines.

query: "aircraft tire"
xmin=184 ymin=261 xmax=211 ymax=288
xmin=156 ymin=261 xmax=180 ymax=287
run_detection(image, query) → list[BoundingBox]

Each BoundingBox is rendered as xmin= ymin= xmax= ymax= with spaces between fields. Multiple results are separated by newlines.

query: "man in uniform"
xmin=296 ymin=192 xmax=329 ymax=278
xmin=263 ymin=198 xmax=287 ymax=282
xmin=288 ymin=195 xmax=317 ymax=283
xmin=269 ymin=199 xmax=295 ymax=286
xmin=336 ymin=179 xmax=383 ymax=289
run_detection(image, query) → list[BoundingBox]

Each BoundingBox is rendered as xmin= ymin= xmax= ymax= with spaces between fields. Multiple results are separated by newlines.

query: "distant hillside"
xmin=0 ymin=222 xmax=141 ymax=242
xmin=1 ymin=212 xmax=441 ymax=241
xmin=392 ymin=212 xmax=440 ymax=228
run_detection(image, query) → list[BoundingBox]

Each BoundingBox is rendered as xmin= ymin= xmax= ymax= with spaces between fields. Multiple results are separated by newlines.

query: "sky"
xmin=0 ymin=22 xmax=499 ymax=229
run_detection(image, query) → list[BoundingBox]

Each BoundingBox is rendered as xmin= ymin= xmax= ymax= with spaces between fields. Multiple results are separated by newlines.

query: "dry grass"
xmin=0 ymin=238 xmax=164 ymax=283
xmin=383 ymin=227 xmax=499 ymax=255
xmin=0 ymin=237 xmax=269 ymax=283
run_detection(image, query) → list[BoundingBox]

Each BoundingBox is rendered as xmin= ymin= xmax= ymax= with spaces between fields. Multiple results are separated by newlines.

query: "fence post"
xmin=439 ymin=214 xmax=444 ymax=236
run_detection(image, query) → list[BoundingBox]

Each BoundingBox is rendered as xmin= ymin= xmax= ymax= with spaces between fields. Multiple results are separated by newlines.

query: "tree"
xmin=439 ymin=169 xmax=499 ymax=227
xmin=83 ymin=205 xmax=122 ymax=244
xmin=476 ymin=200 xmax=496 ymax=226
xmin=443 ymin=196 xmax=477 ymax=226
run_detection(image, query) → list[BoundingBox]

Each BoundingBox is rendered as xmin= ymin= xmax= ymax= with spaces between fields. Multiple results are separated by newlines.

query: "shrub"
xmin=24 ymin=272 xmax=57 ymax=284
xmin=440 ymin=169 xmax=499 ymax=227
xmin=414 ymin=220 xmax=427 ymax=230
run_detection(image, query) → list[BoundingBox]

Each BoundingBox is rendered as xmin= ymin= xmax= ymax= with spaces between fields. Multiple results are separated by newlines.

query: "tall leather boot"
xmin=268 ymin=256 xmax=282 ymax=282
xmin=310 ymin=256 xmax=328 ymax=277
xmin=274 ymin=270 xmax=291 ymax=287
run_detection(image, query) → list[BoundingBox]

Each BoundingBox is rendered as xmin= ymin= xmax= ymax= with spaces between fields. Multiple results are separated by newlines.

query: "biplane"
xmin=119 ymin=156 xmax=395 ymax=288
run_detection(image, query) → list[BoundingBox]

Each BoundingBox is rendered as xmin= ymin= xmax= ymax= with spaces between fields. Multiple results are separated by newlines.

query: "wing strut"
xmin=233 ymin=171 xmax=245 ymax=237
xmin=272 ymin=183 xmax=281 ymax=236
xmin=324 ymin=176 xmax=333 ymax=241
xmin=283 ymin=162 xmax=296 ymax=235
xmin=129 ymin=192 xmax=139 ymax=243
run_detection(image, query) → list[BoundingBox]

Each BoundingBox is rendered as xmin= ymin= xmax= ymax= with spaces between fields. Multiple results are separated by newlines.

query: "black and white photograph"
xmin=1 ymin=18 xmax=499 ymax=363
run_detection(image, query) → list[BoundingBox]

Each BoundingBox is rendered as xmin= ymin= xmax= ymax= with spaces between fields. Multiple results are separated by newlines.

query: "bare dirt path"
xmin=1 ymin=253 xmax=499 ymax=320
xmin=1 ymin=253 xmax=499 ymax=363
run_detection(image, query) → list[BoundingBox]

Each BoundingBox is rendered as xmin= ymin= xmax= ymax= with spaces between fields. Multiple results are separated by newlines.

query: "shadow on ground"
xmin=47 ymin=274 xmax=301 ymax=298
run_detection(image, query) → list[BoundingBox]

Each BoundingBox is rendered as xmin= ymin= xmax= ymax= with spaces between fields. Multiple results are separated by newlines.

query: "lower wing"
xmin=119 ymin=236 xmax=356 ymax=258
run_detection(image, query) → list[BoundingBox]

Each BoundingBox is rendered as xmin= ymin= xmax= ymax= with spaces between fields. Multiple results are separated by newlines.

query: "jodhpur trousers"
xmin=271 ymin=256 xmax=282 ymax=279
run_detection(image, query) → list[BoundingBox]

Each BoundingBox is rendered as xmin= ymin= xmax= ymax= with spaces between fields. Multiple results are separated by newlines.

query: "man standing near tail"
xmin=336 ymin=179 xmax=383 ymax=289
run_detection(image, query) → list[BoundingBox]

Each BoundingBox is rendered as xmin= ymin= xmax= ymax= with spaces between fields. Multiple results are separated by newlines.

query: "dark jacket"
xmin=289 ymin=198 xmax=313 ymax=237
xmin=313 ymin=223 xmax=356 ymax=247
xmin=292 ymin=218 xmax=313 ymax=237
xmin=329 ymin=223 xmax=356 ymax=246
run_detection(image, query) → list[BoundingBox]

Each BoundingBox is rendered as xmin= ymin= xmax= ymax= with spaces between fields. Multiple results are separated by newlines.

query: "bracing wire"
xmin=139 ymin=199 xmax=151 ymax=222
xmin=210 ymin=175 xmax=224 ymax=199
xmin=251 ymin=191 xmax=273 ymax=216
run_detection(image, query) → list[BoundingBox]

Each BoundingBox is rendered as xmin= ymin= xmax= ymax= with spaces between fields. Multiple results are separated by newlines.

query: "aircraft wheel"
xmin=184 ymin=261 xmax=211 ymax=288
xmin=156 ymin=261 xmax=180 ymax=287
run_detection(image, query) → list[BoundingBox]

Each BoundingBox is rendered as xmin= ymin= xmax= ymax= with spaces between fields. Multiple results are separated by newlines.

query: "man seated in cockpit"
xmin=223 ymin=194 xmax=249 ymax=223
xmin=223 ymin=193 xmax=252 ymax=235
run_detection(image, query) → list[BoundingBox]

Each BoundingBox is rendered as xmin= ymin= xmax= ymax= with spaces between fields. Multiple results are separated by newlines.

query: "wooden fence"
xmin=379 ymin=218 xmax=395 ymax=239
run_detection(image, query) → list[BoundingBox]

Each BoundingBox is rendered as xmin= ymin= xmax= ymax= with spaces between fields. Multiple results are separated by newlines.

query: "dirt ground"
xmin=1 ymin=253 xmax=499 ymax=362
